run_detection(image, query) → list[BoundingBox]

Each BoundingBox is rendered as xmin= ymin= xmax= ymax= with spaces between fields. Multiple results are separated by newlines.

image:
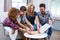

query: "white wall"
xmin=53 ymin=21 xmax=60 ymax=30
xmin=32 ymin=0 xmax=51 ymax=12
xmin=0 ymin=12 xmax=8 ymax=23
xmin=0 ymin=0 xmax=4 ymax=22
xmin=0 ymin=0 xmax=8 ymax=23
xmin=0 ymin=0 xmax=4 ymax=12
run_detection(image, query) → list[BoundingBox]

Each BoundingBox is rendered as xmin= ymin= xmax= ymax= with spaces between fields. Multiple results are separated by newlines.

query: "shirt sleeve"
xmin=7 ymin=20 xmax=19 ymax=30
xmin=24 ymin=15 xmax=26 ymax=20
xmin=17 ymin=16 xmax=21 ymax=22
xmin=47 ymin=11 xmax=53 ymax=20
xmin=34 ymin=12 xmax=38 ymax=16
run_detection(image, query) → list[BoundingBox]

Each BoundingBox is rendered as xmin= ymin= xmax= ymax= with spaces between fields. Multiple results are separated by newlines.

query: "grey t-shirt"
xmin=17 ymin=15 xmax=26 ymax=24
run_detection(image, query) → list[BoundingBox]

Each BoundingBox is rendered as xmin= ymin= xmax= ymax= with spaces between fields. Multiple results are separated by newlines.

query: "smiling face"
xmin=30 ymin=6 xmax=34 ymax=13
xmin=19 ymin=11 xmax=26 ymax=16
xmin=19 ymin=6 xmax=26 ymax=16
xmin=40 ymin=7 xmax=45 ymax=14
xmin=28 ymin=5 xmax=35 ymax=15
xmin=39 ymin=3 xmax=46 ymax=14
xmin=20 ymin=11 xmax=24 ymax=16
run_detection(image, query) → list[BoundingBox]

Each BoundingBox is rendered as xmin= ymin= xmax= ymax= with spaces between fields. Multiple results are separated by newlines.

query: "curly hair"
xmin=8 ymin=8 xmax=19 ymax=20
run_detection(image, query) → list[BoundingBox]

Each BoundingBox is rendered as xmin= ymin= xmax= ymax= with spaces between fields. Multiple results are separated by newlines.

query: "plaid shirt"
xmin=38 ymin=11 xmax=53 ymax=25
xmin=3 ymin=18 xmax=19 ymax=30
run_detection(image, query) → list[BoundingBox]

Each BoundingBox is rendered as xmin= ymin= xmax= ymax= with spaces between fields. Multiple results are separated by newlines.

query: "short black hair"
xmin=20 ymin=6 xmax=26 ymax=11
xmin=39 ymin=3 xmax=46 ymax=8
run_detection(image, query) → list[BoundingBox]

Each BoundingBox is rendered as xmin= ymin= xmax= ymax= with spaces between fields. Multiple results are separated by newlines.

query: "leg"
xmin=44 ymin=37 xmax=48 ymax=40
xmin=33 ymin=24 xmax=37 ymax=31
xmin=27 ymin=38 xmax=31 ymax=40
xmin=39 ymin=38 xmax=44 ymax=40
xmin=25 ymin=37 xmax=28 ymax=40
xmin=47 ymin=27 xmax=53 ymax=40
xmin=29 ymin=38 xmax=31 ymax=40
xmin=18 ymin=27 xmax=28 ymax=40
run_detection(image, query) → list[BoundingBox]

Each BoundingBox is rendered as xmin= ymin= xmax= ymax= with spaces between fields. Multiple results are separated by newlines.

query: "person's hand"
xmin=27 ymin=31 xmax=39 ymax=35
xmin=12 ymin=29 xmax=15 ymax=34
xmin=38 ymin=27 xmax=40 ymax=33
xmin=30 ymin=26 xmax=34 ymax=31
xmin=49 ymin=20 xmax=53 ymax=25
xmin=26 ymin=30 xmax=33 ymax=34
xmin=25 ymin=27 xmax=30 ymax=31
xmin=37 ymin=25 xmax=40 ymax=33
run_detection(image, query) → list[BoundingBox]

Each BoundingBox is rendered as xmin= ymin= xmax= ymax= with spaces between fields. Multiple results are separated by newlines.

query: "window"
xmin=51 ymin=0 xmax=60 ymax=17
xmin=12 ymin=0 xmax=27 ymax=9
xmin=4 ymin=0 xmax=31 ymax=12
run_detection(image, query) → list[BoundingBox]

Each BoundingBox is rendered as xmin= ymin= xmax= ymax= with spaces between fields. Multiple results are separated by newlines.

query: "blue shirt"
xmin=38 ymin=11 xmax=53 ymax=25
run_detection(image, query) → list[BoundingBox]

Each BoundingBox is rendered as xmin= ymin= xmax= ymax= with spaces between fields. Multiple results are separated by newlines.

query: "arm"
xmin=7 ymin=21 xmax=19 ymax=30
xmin=49 ymin=19 xmax=55 ymax=25
xmin=17 ymin=21 xmax=26 ymax=29
xmin=48 ymin=11 xmax=55 ymax=25
xmin=35 ymin=16 xmax=40 ymax=32
xmin=17 ymin=16 xmax=27 ymax=29
xmin=35 ymin=16 xmax=40 ymax=27
xmin=25 ymin=18 xmax=34 ymax=30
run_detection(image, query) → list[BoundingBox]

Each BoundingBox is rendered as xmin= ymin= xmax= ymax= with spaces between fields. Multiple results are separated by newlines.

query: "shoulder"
xmin=17 ymin=15 xmax=21 ymax=19
xmin=3 ymin=17 xmax=11 ymax=24
xmin=38 ymin=11 xmax=42 ymax=14
xmin=17 ymin=15 xmax=21 ymax=21
xmin=46 ymin=11 xmax=51 ymax=14
xmin=34 ymin=11 xmax=38 ymax=16
xmin=3 ymin=17 xmax=9 ymax=22
xmin=45 ymin=11 xmax=51 ymax=15
xmin=34 ymin=11 xmax=38 ymax=14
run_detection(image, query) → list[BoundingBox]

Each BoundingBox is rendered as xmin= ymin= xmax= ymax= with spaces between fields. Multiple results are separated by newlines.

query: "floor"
xmin=50 ymin=30 xmax=60 ymax=40
xmin=0 ymin=24 xmax=60 ymax=40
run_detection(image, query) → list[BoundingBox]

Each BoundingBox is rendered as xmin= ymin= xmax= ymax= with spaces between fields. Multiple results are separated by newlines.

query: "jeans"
xmin=47 ymin=27 xmax=53 ymax=38
xmin=33 ymin=24 xmax=37 ymax=31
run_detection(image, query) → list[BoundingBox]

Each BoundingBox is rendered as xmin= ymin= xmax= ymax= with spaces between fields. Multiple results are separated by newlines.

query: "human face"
xmin=20 ymin=11 xmax=26 ymax=16
xmin=30 ymin=6 xmax=34 ymax=13
xmin=40 ymin=7 xmax=45 ymax=14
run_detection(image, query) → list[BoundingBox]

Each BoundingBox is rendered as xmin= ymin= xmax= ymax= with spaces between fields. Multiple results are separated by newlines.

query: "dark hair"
xmin=20 ymin=6 xmax=26 ymax=11
xmin=39 ymin=3 xmax=46 ymax=8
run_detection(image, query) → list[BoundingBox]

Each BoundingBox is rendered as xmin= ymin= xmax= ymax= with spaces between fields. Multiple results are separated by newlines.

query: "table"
xmin=24 ymin=32 xmax=48 ymax=40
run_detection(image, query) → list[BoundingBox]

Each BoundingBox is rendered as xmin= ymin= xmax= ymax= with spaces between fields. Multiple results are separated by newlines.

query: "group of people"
xmin=3 ymin=3 xmax=54 ymax=40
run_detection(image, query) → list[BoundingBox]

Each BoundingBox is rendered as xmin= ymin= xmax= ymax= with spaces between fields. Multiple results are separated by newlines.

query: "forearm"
xmin=19 ymin=27 xmax=27 ymax=32
xmin=35 ymin=16 xmax=40 ymax=28
xmin=26 ymin=19 xmax=33 ymax=28
xmin=18 ymin=21 xmax=26 ymax=28
xmin=52 ymin=19 xmax=55 ymax=24
xmin=27 ymin=22 xmax=33 ymax=28
xmin=49 ymin=19 xmax=55 ymax=25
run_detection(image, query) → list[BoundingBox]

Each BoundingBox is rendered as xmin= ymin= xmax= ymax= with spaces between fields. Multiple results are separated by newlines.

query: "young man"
xmin=38 ymin=3 xmax=55 ymax=40
xmin=17 ymin=6 xmax=33 ymax=40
